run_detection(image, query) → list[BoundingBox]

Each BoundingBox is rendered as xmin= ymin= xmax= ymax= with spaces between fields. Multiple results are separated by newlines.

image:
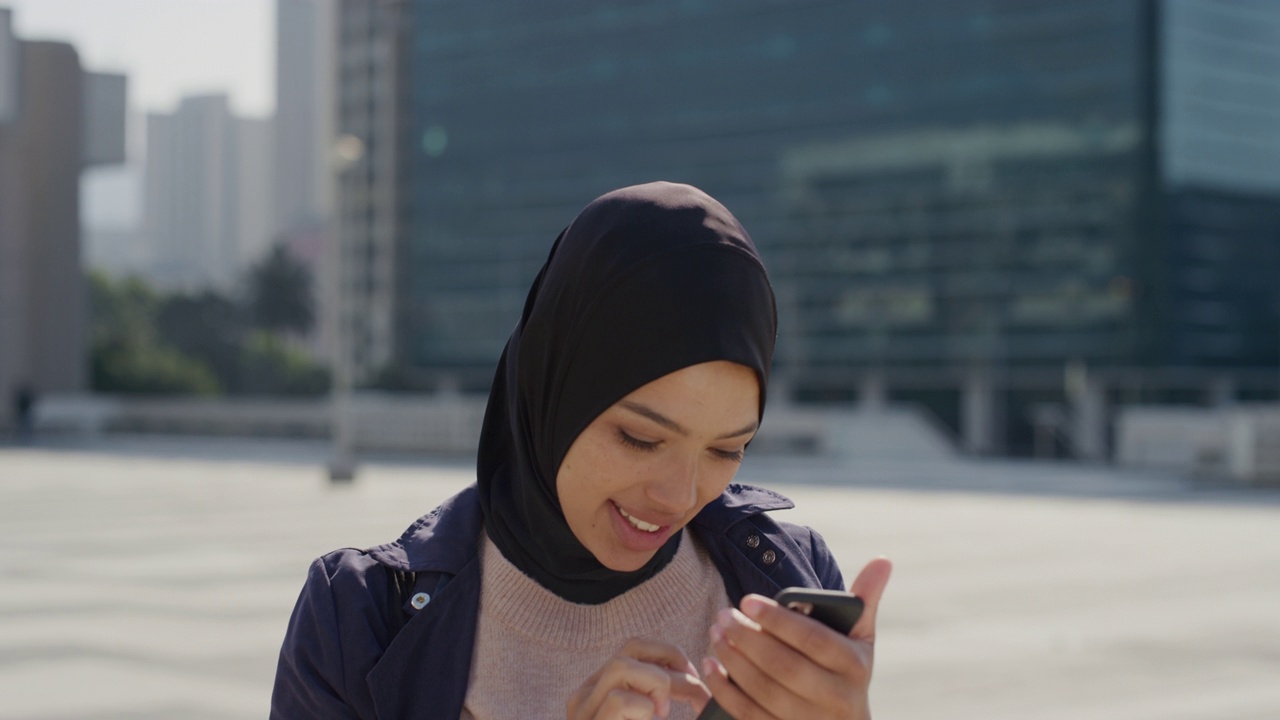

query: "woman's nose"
xmin=645 ymin=454 xmax=699 ymax=514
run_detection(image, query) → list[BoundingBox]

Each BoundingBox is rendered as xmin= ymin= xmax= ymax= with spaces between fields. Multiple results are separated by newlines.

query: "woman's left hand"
xmin=701 ymin=558 xmax=893 ymax=720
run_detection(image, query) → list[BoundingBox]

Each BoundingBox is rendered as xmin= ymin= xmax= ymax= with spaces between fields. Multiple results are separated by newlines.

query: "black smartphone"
xmin=696 ymin=588 xmax=864 ymax=720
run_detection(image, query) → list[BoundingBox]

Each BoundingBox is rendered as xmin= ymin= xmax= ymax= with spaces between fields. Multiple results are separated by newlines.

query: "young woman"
xmin=271 ymin=182 xmax=891 ymax=720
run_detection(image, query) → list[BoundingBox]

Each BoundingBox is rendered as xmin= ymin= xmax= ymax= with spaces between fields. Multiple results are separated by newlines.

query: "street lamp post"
xmin=327 ymin=134 xmax=365 ymax=483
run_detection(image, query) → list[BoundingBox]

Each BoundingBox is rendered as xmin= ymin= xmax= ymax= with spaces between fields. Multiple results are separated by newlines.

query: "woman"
xmin=271 ymin=182 xmax=891 ymax=720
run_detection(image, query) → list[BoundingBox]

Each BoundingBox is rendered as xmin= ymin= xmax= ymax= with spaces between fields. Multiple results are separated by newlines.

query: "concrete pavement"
xmin=2 ymin=436 xmax=1278 ymax=719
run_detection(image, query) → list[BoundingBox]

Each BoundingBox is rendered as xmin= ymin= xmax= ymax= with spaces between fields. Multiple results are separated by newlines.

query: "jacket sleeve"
xmin=270 ymin=554 xmax=377 ymax=720
xmin=805 ymin=526 xmax=846 ymax=592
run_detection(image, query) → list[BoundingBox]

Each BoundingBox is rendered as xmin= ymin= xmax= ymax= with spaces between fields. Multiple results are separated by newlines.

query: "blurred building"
xmin=0 ymin=7 xmax=126 ymax=428
xmin=143 ymin=95 xmax=275 ymax=292
xmin=276 ymin=0 xmax=335 ymax=235
xmin=275 ymin=0 xmax=337 ymax=361
xmin=332 ymin=0 xmax=404 ymax=381
xmin=356 ymin=0 xmax=1280 ymax=455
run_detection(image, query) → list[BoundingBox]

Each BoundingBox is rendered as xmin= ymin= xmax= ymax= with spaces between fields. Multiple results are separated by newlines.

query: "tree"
xmin=240 ymin=330 xmax=330 ymax=396
xmin=248 ymin=243 xmax=314 ymax=335
xmin=156 ymin=291 xmax=248 ymax=392
xmin=88 ymin=272 xmax=220 ymax=395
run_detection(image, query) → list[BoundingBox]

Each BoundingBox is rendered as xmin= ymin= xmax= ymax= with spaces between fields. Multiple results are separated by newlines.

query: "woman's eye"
xmin=617 ymin=430 xmax=659 ymax=452
xmin=712 ymin=448 xmax=745 ymax=463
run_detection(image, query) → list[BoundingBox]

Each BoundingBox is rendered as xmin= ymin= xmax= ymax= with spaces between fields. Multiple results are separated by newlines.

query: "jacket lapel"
xmin=366 ymin=557 xmax=482 ymax=720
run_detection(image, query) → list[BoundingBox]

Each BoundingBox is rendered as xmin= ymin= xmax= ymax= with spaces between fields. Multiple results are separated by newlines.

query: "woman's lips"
xmin=617 ymin=505 xmax=661 ymax=532
xmin=609 ymin=501 xmax=676 ymax=551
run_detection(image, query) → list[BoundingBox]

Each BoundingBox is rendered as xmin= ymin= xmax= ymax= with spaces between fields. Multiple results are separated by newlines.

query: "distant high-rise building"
xmin=275 ymin=0 xmax=335 ymax=235
xmin=237 ymin=115 xmax=276 ymax=267
xmin=143 ymin=95 xmax=274 ymax=292
xmin=382 ymin=0 xmax=1280 ymax=455
xmin=275 ymin=0 xmax=337 ymax=361
xmin=0 ymin=8 xmax=16 ymax=123
xmin=333 ymin=0 xmax=403 ymax=381
xmin=0 ymin=8 xmax=126 ymax=429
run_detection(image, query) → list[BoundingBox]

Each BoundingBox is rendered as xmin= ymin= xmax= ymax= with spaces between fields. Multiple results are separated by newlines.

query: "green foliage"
xmin=88 ymin=271 xmax=220 ymax=395
xmin=240 ymin=331 xmax=330 ymax=396
xmin=362 ymin=362 xmax=420 ymax=392
xmin=90 ymin=341 xmax=221 ymax=396
xmin=156 ymin=291 xmax=248 ymax=391
xmin=249 ymin=244 xmax=314 ymax=335
xmin=87 ymin=264 xmax=330 ymax=397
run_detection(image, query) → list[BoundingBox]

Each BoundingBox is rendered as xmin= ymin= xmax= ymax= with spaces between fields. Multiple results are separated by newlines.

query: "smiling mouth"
xmin=614 ymin=503 xmax=662 ymax=533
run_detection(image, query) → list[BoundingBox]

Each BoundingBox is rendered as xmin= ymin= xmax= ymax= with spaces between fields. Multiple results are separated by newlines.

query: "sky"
xmin=5 ymin=0 xmax=274 ymax=116
xmin=4 ymin=0 xmax=275 ymax=228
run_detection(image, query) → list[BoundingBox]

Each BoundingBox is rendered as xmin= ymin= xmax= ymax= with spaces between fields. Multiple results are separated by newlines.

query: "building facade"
xmin=333 ymin=0 xmax=404 ymax=381
xmin=143 ymin=95 xmax=275 ymax=293
xmin=385 ymin=0 xmax=1280 ymax=454
xmin=276 ymin=0 xmax=335 ymax=236
xmin=0 ymin=8 xmax=126 ymax=429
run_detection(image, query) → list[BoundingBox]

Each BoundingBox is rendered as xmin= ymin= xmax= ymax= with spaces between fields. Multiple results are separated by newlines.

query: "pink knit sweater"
xmin=461 ymin=531 xmax=731 ymax=720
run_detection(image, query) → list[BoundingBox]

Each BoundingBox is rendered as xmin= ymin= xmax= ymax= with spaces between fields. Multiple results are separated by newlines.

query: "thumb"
xmin=847 ymin=557 xmax=892 ymax=641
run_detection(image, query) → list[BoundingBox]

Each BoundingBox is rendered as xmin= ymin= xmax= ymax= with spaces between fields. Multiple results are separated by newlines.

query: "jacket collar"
xmin=365 ymin=482 xmax=793 ymax=574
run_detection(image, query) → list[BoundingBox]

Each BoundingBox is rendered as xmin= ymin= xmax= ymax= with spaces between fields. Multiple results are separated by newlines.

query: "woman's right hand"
xmin=568 ymin=638 xmax=711 ymax=719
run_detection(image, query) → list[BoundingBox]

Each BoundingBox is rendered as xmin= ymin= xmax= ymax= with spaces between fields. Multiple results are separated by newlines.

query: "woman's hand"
xmin=702 ymin=558 xmax=893 ymax=720
xmin=568 ymin=638 xmax=712 ymax=720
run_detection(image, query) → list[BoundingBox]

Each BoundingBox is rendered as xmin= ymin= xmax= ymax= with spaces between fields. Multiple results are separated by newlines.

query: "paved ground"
xmin=1 ymin=435 xmax=1279 ymax=719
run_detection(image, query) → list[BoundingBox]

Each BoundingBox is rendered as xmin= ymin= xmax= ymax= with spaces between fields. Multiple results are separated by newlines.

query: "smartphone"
xmin=696 ymin=588 xmax=864 ymax=720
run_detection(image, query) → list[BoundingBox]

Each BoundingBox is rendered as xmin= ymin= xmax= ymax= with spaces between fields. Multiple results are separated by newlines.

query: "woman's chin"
xmin=597 ymin=551 xmax=654 ymax=573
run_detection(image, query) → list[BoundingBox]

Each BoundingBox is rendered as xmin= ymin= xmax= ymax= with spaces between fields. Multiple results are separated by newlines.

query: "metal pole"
xmin=327 ymin=134 xmax=364 ymax=483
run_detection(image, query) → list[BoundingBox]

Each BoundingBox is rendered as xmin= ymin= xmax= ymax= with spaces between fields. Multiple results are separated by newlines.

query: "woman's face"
xmin=555 ymin=360 xmax=760 ymax=572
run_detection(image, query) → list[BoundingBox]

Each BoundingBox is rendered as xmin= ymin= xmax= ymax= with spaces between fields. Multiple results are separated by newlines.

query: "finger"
xmin=588 ymin=656 xmax=674 ymax=718
xmin=614 ymin=632 xmax=706 ymax=707
xmin=619 ymin=637 xmax=708 ymax=710
xmin=847 ymin=557 xmax=893 ymax=640
xmin=736 ymin=597 xmax=862 ymax=677
xmin=667 ymin=666 xmax=712 ymax=711
xmin=701 ymin=656 xmax=783 ymax=720
xmin=620 ymin=637 xmax=701 ymax=675
xmin=716 ymin=602 xmax=844 ymax=712
xmin=597 ymin=687 xmax=660 ymax=720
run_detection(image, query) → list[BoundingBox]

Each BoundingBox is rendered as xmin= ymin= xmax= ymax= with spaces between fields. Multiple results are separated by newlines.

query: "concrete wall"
xmin=32 ymin=394 xmax=958 ymax=459
xmin=0 ymin=39 xmax=91 ymax=429
xmin=21 ymin=42 xmax=88 ymax=395
xmin=1115 ymin=404 xmax=1280 ymax=484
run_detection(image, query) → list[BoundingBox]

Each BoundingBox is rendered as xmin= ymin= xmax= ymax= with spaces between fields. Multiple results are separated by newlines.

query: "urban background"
xmin=2 ymin=0 xmax=1280 ymax=475
xmin=2 ymin=3 xmax=1280 ymax=719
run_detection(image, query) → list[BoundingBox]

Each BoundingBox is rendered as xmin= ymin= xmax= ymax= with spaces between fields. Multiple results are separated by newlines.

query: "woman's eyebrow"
xmin=618 ymin=400 xmax=758 ymax=440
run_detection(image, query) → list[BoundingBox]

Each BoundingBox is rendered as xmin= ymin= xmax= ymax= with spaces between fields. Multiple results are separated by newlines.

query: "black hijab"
xmin=476 ymin=182 xmax=777 ymax=604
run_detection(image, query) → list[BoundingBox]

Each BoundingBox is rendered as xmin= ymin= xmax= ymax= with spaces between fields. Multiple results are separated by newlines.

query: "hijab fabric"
xmin=476 ymin=182 xmax=777 ymax=604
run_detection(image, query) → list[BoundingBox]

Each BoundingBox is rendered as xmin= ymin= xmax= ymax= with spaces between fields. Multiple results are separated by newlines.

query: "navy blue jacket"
xmin=270 ymin=483 xmax=845 ymax=719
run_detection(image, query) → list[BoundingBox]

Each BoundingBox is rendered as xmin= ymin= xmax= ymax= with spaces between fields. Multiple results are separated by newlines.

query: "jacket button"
xmin=746 ymin=534 xmax=760 ymax=549
xmin=410 ymin=592 xmax=431 ymax=610
xmin=761 ymin=549 xmax=777 ymax=565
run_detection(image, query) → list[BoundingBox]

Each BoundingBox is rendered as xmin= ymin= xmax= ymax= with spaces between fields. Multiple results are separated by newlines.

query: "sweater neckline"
xmin=478 ymin=529 xmax=713 ymax=650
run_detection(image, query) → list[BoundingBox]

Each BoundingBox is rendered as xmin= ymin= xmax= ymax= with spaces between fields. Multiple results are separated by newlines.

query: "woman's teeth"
xmin=617 ymin=505 xmax=660 ymax=533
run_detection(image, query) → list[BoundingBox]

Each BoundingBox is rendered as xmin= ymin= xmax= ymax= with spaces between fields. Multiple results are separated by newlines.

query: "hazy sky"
xmin=5 ymin=0 xmax=274 ymax=116
xmin=4 ymin=0 xmax=275 ymax=228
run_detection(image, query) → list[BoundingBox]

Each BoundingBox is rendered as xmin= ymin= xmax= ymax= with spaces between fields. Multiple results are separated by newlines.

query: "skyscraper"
xmin=275 ymin=0 xmax=338 ymax=363
xmin=332 ymin=0 xmax=404 ymax=381
xmin=386 ymin=0 xmax=1280 ymax=454
xmin=143 ymin=95 xmax=275 ymax=292
xmin=275 ymin=0 xmax=335 ymax=236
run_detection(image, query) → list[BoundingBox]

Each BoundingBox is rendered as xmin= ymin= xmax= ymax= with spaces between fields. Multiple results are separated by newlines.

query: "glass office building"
xmin=385 ymin=0 xmax=1280 ymax=450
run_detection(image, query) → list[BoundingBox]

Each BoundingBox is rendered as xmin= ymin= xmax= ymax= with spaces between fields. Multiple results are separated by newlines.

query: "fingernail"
xmin=709 ymin=622 xmax=724 ymax=644
xmin=701 ymin=657 xmax=716 ymax=678
xmin=741 ymin=594 xmax=766 ymax=619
